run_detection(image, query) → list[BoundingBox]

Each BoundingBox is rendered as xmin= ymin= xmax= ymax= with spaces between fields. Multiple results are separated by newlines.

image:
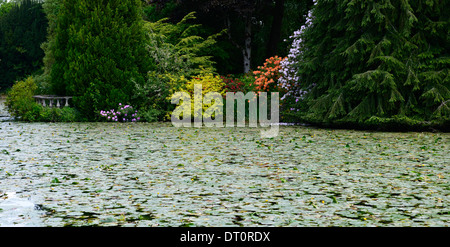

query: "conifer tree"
xmin=41 ymin=0 xmax=61 ymax=78
xmin=50 ymin=0 xmax=151 ymax=120
xmin=0 ymin=0 xmax=47 ymax=90
xmin=292 ymin=0 xmax=449 ymax=129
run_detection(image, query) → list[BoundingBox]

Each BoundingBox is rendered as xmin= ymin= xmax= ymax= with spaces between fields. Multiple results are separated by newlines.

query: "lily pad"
xmin=0 ymin=106 xmax=448 ymax=227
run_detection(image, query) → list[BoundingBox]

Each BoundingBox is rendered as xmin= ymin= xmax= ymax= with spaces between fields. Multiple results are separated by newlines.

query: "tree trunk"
xmin=266 ymin=0 xmax=285 ymax=58
xmin=225 ymin=11 xmax=253 ymax=74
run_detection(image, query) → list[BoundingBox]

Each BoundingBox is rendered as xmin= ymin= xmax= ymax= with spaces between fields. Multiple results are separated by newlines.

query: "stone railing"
xmin=33 ymin=95 xmax=73 ymax=108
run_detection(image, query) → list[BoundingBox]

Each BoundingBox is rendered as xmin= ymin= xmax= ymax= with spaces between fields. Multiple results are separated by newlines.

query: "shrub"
xmin=184 ymin=73 xmax=225 ymax=96
xmin=169 ymin=71 xmax=225 ymax=120
xmin=5 ymin=76 xmax=39 ymax=121
xmin=139 ymin=108 xmax=162 ymax=123
xmin=133 ymin=12 xmax=225 ymax=122
xmin=38 ymin=106 xmax=81 ymax=122
xmin=222 ymin=75 xmax=245 ymax=93
xmin=133 ymin=72 xmax=188 ymax=122
xmin=6 ymin=76 xmax=81 ymax=122
xmin=57 ymin=107 xmax=81 ymax=122
xmin=100 ymin=103 xmax=140 ymax=122
xmin=239 ymin=73 xmax=258 ymax=94
xmin=253 ymin=56 xmax=285 ymax=92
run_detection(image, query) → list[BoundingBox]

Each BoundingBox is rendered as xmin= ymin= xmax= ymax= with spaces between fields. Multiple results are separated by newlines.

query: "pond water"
xmin=0 ymin=98 xmax=449 ymax=226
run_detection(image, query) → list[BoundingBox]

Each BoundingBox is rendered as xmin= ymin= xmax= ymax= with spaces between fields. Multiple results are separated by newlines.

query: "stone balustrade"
xmin=33 ymin=95 xmax=73 ymax=108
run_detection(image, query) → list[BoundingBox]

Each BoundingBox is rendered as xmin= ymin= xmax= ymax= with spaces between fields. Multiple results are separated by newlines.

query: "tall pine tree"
xmin=294 ymin=0 xmax=449 ymax=130
xmin=50 ymin=0 xmax=151 ymax=120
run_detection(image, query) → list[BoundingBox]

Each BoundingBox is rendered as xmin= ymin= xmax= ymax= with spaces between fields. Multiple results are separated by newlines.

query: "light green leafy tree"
xmin=134 ymin=12 xmax=224 ymax=121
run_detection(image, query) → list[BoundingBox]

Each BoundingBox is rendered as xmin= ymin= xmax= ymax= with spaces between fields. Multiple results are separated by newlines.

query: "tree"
xmin=144 ymin=12 xmax=223 ymax=76
xmin=265 ymin=0 xmax=284 ymax=58
xmin=150 ymin=0 xmax=286 ymax=73
xmin=41 ymin=0 xmax=62 ymax=78
xmin=145 ymin=0 xmax=312 ymax=74
xmin=0 ymin=0 xmax=47 ymax=91
xmin=50 ymin=0 xmax=151 ymax=120
xmin=133 ymin=12 xmax=224 ymax=122
xmin=291 ymin=0 xmax=449 ymax=130
xmin=0 ymin=0 xmax=14 ymax=17
xmin=178 ymin=0 xmax=265 ymax=73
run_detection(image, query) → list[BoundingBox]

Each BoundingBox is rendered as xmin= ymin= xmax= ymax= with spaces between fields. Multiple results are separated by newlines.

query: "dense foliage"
xmin=284 ymin=0 xmax=449 ymax=130
xmin=2 ymin=0 xmax=448 ymax=131
xmin=39 ymin=0 xmax=62 ymax=91
xmin=0 ymin=0 xmax=14 ymax=17
xmin=144 ymin=12 xmax=222 ymax=76
xmin=5 ymin=76 xmax=80 ymax=122
xmin=147 ymin=0 xmax=313 ymax=74
xmin=170 ymin=71 xmax=225 ymax=120
xmin=222 ymin=75 xmax=248 ymax=93
xmin=50 ymin=0 xmax=151 ymax=121
xmin=5 ymin=76 xmax=38 ymax=121
xmin=133 ymin=12 xmax=223 ymax=122
xmin=0 ymin=0 xmax=47 ymax=91
xmin=253 ymin=56 xmax=285 ymax=92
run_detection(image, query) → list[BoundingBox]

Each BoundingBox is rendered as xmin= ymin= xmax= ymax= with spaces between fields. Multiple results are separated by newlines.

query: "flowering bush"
xmin=278 ymin=29 xmax=302 ymax=98
xmin=221 ymin=75 xmax=245 ymax=93
xmin=100 ymin=103 xmax=140 ymax=122
xmin=278 ymin=3 xmax=316 ymax=102
xmin=253 ymin=56 xmax=285 ymax=92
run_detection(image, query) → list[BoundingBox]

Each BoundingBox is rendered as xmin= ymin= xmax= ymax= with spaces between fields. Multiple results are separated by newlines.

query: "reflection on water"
xmin=0 ymin=192 xmax=45 ymax=227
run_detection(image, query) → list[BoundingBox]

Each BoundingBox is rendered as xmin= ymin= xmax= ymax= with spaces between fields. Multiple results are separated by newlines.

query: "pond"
xmin=0 ymin=98 xmax=449 ymax=226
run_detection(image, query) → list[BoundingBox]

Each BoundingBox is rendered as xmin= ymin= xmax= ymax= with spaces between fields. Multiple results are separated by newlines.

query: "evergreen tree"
xmin=41 ymin=0 xmax=61 ymax=78
xmin=292 ymin=0 xmax=449 ymax=130
xmin=50 ymin=0 xmax=151 ymax=120
xmin=0 ymin=0 xmax=47 ymax=90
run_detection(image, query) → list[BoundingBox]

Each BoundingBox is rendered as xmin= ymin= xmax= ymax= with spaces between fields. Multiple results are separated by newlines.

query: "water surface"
xmin=1 ymin=99 xmax=449 ymax=226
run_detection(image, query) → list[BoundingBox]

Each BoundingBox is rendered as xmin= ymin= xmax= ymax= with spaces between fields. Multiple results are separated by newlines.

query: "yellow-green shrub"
xmin=5 ymin=76 xmax=40 ymax=121
xmin=6 ymin=76 xmax=81 ymax=122
xmin=168 ymin=71 xmax=225 ymax=120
